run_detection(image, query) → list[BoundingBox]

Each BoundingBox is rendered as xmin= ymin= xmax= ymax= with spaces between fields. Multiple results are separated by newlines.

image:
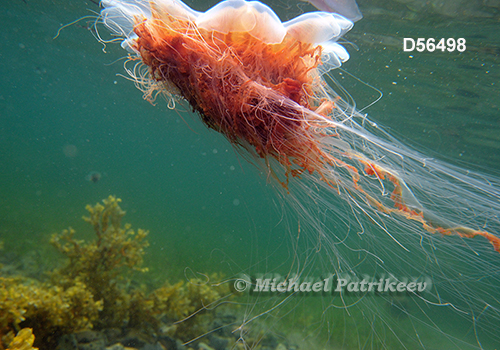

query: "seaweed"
xmin=138 ymin=275 xmax=230 ymax=341
xmin=5 ymin=328 xmax=37 ymax=350
xmin=50 ymin=196 xmax=149 ymax=328
xmin=0 ymin=196 xmax=231 ymax=350
xmin=0 ymin=277 xmax=102 ymax=349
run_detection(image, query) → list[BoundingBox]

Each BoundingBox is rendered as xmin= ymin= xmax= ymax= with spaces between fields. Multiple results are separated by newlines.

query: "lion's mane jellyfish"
xmin=100 ymin=0 xmax=498 ymax=251
xmin=97 ymin=0 xmax=500 ymax=348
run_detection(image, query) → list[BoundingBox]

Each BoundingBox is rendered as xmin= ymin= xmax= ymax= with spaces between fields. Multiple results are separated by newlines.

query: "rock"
xmin=57 ymin=334 xmax=78 ymax=350
xmin=158 ymin=335 xmax=183 ymax=350
xmin=106 ymin=344 xmax=127 ymax=350
xmin=57 ymin=331 xmax=107 ymax=350
xmin=198 ymin=342 xmax=215 ymax=350
xmin=75 ymin=330 xmax=106 ymax=350
xmin=207 ymin=335 xmax=228 ymax=350
xmin=102 ymin=328 xmax=123 ymax=345
xmin=120 ymin=329 xmax=151 ymax=349
xmin=138 ymin=343 xmax=164 ymax=350
xmin=276 ymin=344 xmax=287 ymax=350
xmin=74 ymin=330 xmax=107 ymax=344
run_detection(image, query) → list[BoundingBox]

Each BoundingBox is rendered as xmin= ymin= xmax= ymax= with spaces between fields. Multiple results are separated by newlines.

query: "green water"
xmin=1 ymin=0 xmax=499 ymax=349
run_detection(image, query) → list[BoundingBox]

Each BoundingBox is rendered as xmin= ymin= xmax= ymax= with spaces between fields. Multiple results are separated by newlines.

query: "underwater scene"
xmin=1 ymin=0 xmax=499 ymax=349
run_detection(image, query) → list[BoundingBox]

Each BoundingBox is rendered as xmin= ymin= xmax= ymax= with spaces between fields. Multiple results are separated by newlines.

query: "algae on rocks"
xmin=1 ymin=196 xmax=231 ymax=350
xmin=50 ymin=196 xmax=149 ymax=328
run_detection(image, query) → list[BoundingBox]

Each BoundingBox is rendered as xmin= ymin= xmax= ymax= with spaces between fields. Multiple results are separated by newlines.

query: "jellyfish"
xmin=95 ymin=0 xmax=500 ymax=348
xmin=305 ymin=0 xmax=362 ymax=22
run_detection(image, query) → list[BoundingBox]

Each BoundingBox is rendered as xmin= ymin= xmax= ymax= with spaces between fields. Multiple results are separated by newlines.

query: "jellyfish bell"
xmin=305 ymin=0 xmax=363 ymax=22
xmin=94 ymin=0 xmax=500 ymax=348
xmin=283 ymin=11 xmax=353 ymax=43
xmin=195 ymin=0 xmax=288 ymax=44
xmin=101 ymin=0 xmax=355 ymax=45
